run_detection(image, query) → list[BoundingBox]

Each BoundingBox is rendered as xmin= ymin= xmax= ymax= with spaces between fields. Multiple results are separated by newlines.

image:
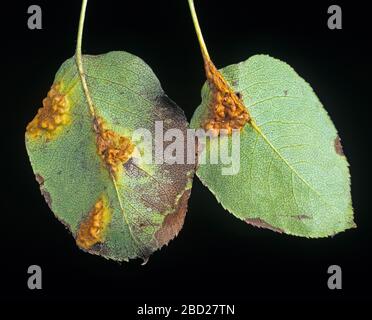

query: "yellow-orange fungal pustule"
xmin=26 ymin=83 xmax=70 ymax=140
xmin=94 ymin=117 xmax=135 ymax=177
xmin=76 ymin=195 xmax=112 ymax=250
xmin=203 ymin=60 xmax=250 ymax=136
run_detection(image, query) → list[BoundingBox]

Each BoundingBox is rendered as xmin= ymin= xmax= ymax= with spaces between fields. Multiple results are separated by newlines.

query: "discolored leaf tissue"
xmin=25 ymin=1 xmax=194 ymax=262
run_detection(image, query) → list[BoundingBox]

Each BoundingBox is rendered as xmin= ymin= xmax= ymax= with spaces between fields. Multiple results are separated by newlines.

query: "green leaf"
xmin=26 ymin=51 xmax=194 ymax=261
xmin=190 ymin=54 xmax=354 ymax=237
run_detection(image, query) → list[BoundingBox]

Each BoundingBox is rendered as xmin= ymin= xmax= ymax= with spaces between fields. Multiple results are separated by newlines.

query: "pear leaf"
xmin=26 ymin=51 xmax=194 ymax=261
xmin=190 ymin=54 xmax=354 ymax=237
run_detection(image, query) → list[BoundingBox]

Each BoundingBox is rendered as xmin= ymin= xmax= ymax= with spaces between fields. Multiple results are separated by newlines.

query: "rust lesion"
xmin=94 ymin=117 xmax=135 ymax=177
xmin=26 ymin=83 xmax=70 ymax=140
xmin=203 ymin=60 xmax=250 ymax=136
xmin=76 ymin=195 xmax=112 ymax=250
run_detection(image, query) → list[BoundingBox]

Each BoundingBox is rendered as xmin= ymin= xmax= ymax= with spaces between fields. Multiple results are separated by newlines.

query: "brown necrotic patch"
xmin=76 ymin=195 xmax=112 ymax=250
xmin=26 ymin=83 xmax=70 ymax=139
xmin=245 ymin=218 xmax=284 ymax=233
xmin=94 ymin=117 xmax=135 ymax=177
xmin=35 ymin=173 xmax=52 ymax=209
xmin=155 ymin=188 xmax=191 ymax=248
xmin=203 ymin=60 xmax=250 ymax=136
xmin=334 ymin=135 xmax=344 ymax=156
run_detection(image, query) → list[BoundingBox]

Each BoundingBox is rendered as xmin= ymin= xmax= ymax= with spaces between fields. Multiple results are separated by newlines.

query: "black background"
xmin=2 ymin=0 xmax=371 ymax=311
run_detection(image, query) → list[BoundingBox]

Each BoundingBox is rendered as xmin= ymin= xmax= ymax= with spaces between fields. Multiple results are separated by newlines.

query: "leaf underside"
xmin=26 ymin=51 xmax=194 ymax=261
xmin=190 ymin=55 xmax=354 ymax=238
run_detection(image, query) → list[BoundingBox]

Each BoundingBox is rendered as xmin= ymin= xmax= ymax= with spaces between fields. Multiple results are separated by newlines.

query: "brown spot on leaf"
xmin=155 ymin=189 xmax=191 ymax=248
xmin=35 ymin=174 xmax=44 ymax=185
xmin=94 ymin=116 xmax=135 ymax=178
xmin=284 ymin=90 xmax=288 ymax=96
xmin=203 ymin=60 xmax=250 ymax=136
xmin=123 ymin=157 xmax=146 ymax=178
xmin=26 ymin=83 xmax=70 ymax=140
xmin=291 ymin=214 xmax=312 ymax=220
xmin=334 ymin=136 xmax=344 ymax=156
xmin=76 ymin=195 xmax=112 ymax=250
xmin=35 ymin=173 xmax=52 ymax=209
xmin=245 ymin=218 xmax=284 ymax=233
xmin=195 ymin=135 xmax=204 ymax=167
xmin=40 ymin=189 xmax=52 ymax=209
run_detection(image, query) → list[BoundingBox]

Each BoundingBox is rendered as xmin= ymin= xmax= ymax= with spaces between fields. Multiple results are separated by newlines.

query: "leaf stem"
xmin=187 ymin=0 xmax=210 ymax=62
xmin=76 ymin=0 xmax=87 ymax=60
xmin=76 ymin=0 xmax=95 ymax=116
xmin=74 ymin=0 xmax=144 ymax=255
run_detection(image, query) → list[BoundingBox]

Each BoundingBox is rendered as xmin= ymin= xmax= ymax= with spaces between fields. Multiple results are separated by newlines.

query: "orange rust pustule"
xmin=76 ymin=197 xmax=111 ymax=250
xmin=203 ymin=60 xmax=250 ymax=136
xmin=94 ymin=117 xmax=134 ymax=177
xmin=26 ymin=83 xmax=70 ymax=139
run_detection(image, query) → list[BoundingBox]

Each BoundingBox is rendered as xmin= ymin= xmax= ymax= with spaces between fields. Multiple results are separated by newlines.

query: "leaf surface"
xmin=190 ymin=55 xmax=354 ymax=237
xmin=26 ymin=51 xmax=194 ymax=261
